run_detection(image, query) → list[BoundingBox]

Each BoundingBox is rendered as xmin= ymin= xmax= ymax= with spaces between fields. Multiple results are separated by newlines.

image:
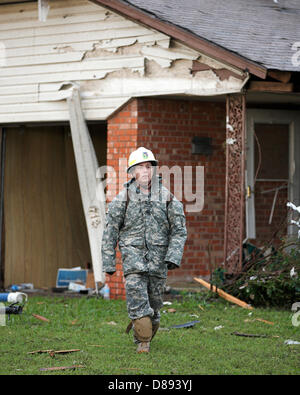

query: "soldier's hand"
xmin=166 ymin=262 xmax=178 ymax=270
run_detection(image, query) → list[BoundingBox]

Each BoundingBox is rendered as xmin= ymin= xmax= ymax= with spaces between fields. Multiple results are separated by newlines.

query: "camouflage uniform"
xmin=101 ymin=175 xmax=187 ymax=333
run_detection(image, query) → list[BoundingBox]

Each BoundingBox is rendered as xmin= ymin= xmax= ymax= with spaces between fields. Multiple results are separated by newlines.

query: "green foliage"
xmin=223 ymin=243 xmax=300 ymax=307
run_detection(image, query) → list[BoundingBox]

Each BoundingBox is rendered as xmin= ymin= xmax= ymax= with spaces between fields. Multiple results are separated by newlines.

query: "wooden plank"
xmin=0 ymin=70 xmax=109 ymax=86
xmin=6 ymin=42 xmax=96 ymax=59
xmin=67 ymin=88 xmax=106 ymax=286
xmin=0 ymin=101 xmax=85 ymax=114
xmin=0 ymin=84 xmax=37 ymax=95
xmin=0 ymin=0 xmax=100 ymax=21
xmin=248 ymin=81 xmax=293 ymax=92
xmin=2 ymin=26 xmax=152 ymax=49
xmin=194 ymin=277 xmax=254 ymax=310
xmin=0 ymin=11 xmax=109 ymax=32
xmin=141 ymin=45 xmax=199 ymax=61
xmin=0 ymin=107 xmax=124 ymax=122
xmin=5 ymin=32 xmax=167 ymax=59
xmin=0 ymin=18 xmax=137 ymax=41
xmin=0 ymin=93 xmax=38 ymax=105
xmin=0 ymin=56 xmax=145 ymax=77
xmin=6 ymin=52 xmax=84 ymax=67
xmin=0 ymin=96 xmax=129 ymax=113
xmin=267 ymin=70 xmax=292 ymax=83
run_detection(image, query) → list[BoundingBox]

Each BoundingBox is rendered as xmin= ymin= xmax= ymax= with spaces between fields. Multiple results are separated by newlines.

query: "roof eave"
xmin=90 ymin=0 xmax=267 ymax=79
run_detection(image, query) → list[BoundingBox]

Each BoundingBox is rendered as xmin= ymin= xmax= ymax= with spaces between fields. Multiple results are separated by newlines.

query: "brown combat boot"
xmin=151 ymin=322 xmax=160 ymax=340
xmin=133 ymin=316 xmax=152 ymax=353
xmin=136 ymin=341 xmax=150 ymax=353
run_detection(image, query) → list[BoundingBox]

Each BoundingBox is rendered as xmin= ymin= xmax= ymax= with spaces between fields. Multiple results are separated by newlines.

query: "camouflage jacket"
xmin=101 ymin=175 xmax=187 ymax=278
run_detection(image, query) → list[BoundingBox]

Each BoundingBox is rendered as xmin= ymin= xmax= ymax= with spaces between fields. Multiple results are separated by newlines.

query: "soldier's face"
xmin=134 ymin=162 xmax=154 ymax=186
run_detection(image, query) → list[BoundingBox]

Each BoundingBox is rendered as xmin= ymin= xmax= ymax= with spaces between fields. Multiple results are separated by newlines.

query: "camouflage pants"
xmin=124 ymin=273 xmax=166 ymax=325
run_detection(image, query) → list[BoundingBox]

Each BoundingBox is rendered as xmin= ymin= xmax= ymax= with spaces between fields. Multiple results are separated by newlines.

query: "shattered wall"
xmin=0 ymin=0 xmax=247 ymax=123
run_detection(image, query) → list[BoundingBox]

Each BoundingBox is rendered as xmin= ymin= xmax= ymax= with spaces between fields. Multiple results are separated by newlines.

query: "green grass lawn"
xmin=0 ymin=291 xmax=299 ymax=375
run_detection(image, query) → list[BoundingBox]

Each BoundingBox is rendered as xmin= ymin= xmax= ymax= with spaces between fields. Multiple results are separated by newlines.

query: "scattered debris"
xmin=68 ymin=282 xmax=87 ymax=292
xmin=107 ymin=321 xmax=117 ymax=325
xmin=167 ymin=308 xmax=176 ymax=313
xmin=221 ymin=214 xmax=300 ymax=308
xmin=4 ymin=303 xmax=24 ymax=319
xmin=255 ymin=318 xmax=274 ymax=325
xmin=284 ymin=339 xmax=300 ymax=345
xmin=0 ymin=292 xmax=28 ymax=304
xmin=56 ymin=267 xmax=87 ymax=289
xmin=87 ymin=344 xmax=105 ymax=348
xmin=231 ymin=331 xmax=267 ymax=338
xmin=214 ymin=325 xmax=224 ymax=330
xmin=194 ymin=277 xmax=253 ymax=310
xmin=10 ymin=283 xmax=34 ymax=291
xmin=40 ymin=365 xmax=85 ymax=372
xmin=32 ymin=314 xmax=50 ymax=323
xmin=169 ymin=320 xmax=200 ymax=329
xmin=119 ymin=367 xmax=140 ymax=371
xmin=290 ymin=267 xmax=297 ymax=278
xmin=244 ymin=318 xmax=274 ymax=325
xmin=28 ymin=349 xmax=80 ymax=357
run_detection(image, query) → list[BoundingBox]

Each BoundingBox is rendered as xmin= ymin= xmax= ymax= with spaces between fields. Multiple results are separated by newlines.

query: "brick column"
xmin=105 ymin=99 xmax=138 ymax=299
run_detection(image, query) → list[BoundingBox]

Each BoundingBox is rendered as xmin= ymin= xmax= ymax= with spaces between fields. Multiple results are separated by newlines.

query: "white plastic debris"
xmin=214 ymin=325 xmax=224 ymax=330
xmin=287 ymin=202 xmax=300 ymax=214
xmin=284 ymin=340 xmax=300 ymax=345
xmin=290 ymin=267 xmax=297 ymax=278
xmin=68 ymin=282 xmax=86 ymax=292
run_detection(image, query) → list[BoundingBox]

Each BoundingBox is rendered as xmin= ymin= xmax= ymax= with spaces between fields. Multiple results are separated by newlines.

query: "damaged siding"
xmin=0 ymin=0 xmax=247 ymax=123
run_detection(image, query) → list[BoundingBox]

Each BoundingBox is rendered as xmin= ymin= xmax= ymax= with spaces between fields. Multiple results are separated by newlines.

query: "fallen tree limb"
xmin=40 ymin=365 xmax=84 ymax=372
xmin=231 ymin=331 xmax=267 ymax=338
xmin=28 ymin=349 xmax=80 ymax=356
xmin=193 ymin=277 xmax=254 ymax=310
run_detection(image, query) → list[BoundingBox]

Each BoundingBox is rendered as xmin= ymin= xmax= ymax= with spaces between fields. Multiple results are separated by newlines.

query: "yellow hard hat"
xmin=127 ymin=147 xmax=158 ymax=173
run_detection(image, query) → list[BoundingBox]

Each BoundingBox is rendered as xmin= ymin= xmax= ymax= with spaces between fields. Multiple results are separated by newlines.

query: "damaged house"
xmin=0 ymin=0 xmax=299 ymax=298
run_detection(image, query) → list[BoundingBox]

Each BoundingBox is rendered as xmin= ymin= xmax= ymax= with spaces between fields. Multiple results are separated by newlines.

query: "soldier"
xmin=101 ymin=147 xmax=187 ymax=353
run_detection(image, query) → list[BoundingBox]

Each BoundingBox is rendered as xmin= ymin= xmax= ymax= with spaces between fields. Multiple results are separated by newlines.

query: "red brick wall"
xmin=105 ymin=98 xmax=226 ymax=299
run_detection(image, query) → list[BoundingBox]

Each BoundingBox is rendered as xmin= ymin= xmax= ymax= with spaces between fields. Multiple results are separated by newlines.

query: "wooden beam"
xmin=194 ymin=277 xmax=253 ymax=310
xmin=191 ymin=61 xmax=244 ymax=80
xmin=67 ymin=88 xmax=106 ymax=289
xmin=248 ymin=81 xmax=293 ymax=92
xmin=267 ymin=70 xmax=292 ymax=83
